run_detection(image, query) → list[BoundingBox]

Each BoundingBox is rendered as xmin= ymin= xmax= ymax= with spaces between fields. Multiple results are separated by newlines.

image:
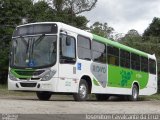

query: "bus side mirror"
xmin=66 ymin=36 xmax=71 ymax=46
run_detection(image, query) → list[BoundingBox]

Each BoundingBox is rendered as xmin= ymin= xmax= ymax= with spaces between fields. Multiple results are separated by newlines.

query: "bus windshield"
xmin=11 ymin=35 xmax=57 ymax=68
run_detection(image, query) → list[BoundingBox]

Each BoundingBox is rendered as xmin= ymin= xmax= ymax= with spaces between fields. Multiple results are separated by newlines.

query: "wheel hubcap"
xmin=79 ymin=84 xmax=87 ymax=98
xmin=133 ymin=87 xmax=138 ymax=99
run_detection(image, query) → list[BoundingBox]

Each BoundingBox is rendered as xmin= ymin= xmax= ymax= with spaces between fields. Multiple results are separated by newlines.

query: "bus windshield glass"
xmin=11 ymin=35 xmax=57 ymax=68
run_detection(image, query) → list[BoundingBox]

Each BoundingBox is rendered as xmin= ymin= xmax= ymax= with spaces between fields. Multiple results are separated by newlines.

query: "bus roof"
xmin=16 ymin=22 xmax=156 ymax=59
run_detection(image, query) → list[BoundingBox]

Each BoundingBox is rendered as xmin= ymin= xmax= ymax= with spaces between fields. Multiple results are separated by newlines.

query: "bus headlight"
xmin=9 ymin=71 xmax=17 ymax=81
xmin=42 ymin=70 xmax=56 ymax=81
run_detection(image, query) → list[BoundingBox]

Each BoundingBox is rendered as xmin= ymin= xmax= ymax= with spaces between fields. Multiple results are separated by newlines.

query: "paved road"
xmin=0 ymin=95 xmax=160 ymax=114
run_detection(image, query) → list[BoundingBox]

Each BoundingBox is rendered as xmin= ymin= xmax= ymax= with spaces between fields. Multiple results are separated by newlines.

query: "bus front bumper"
xmin=8 ymin=78 xmax=58 ymax=92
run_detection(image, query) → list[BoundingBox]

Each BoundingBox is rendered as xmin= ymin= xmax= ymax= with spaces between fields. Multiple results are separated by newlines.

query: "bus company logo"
xmin=91 ymin=64 xmax=107 ymax=88
xmin=92 ymin=65 xmax=106 ymax=74
xmin=120 ymin=70 xmax=133 ymax=87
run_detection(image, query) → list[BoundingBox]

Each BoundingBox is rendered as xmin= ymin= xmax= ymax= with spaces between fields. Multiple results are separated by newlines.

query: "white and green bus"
xmin=8 ymin=22 xmax=157 ymax=101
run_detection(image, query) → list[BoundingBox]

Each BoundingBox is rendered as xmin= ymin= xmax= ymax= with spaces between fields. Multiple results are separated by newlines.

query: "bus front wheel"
xmin=36 ymin=91 xmax=52 ymax=101
xmin=73 ymin=79 xmax=89 ymax=101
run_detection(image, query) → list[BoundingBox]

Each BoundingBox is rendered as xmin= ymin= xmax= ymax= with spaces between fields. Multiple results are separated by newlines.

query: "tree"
xmin=0 ymin=0 xmax=34 ymax=84
xmin=90 ymin=22 xmax=114 ymax=39
xmin=120 ymin=29 xmax=143 ymax=50
xmin=126 ymin=29 xmax=140 ymax=37
xmin=0 ymin=0 xmax=33 ymax=26
xmin=45 ymin=0 xmax=96 ymax=28
xmin=143 ymin=17 xmax=160 ymax=37
xmin=49 ymin=0 xmax=97 ymax=14
xmin=142 ymin=17 xmax=160 ymax=60
xmin=29 ymin=1 xmax=55 ymax=22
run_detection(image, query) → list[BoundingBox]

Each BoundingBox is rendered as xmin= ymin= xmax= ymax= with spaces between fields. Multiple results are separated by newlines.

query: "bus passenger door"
xmin=57 ymin=33 xmax=78 ymax=92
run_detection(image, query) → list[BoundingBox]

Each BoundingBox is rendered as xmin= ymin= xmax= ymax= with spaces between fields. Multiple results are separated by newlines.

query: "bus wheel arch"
xmin=73 ymin=75 xmax=92 ymax=101
xmin=81 ymin=75 xmax=92 ymax=94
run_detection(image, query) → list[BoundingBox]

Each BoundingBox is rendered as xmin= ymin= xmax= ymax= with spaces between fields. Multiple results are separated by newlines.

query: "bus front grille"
xmin=14 ymin=70 xmax=45 ymax=76
xmin=20 ymin=83 xmax=37 ymax=87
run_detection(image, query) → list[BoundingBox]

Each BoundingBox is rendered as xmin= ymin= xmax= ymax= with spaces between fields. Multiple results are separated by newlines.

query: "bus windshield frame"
xmin=10 ymin=23 xmax=58 ymax=69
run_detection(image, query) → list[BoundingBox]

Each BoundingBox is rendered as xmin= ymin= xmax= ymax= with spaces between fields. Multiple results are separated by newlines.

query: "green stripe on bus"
xmin=10 ymin=68 xmax=35 ymax=78
xmin=93 ymin=34 xmax=148 ymax=57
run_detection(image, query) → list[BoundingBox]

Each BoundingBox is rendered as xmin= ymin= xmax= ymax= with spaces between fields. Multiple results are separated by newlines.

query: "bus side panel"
xmin=91 ymin=64 xmax=152 ymax=95
xmin=91 ymin=64 xmax=132 ymax=95
xmin=107 ymin=65 xmax=149 ymax=89
xmin=139 ymin=74 xmax=157 ymax=95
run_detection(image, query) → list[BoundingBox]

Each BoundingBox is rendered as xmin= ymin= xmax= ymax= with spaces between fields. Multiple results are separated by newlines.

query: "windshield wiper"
xmin=30 ymin=34 xmax=46 ymax=60
xmin=18 ymin=36 xmax=29 ymax=54
xmin=34 ymin=34 xmax=45 ymax=47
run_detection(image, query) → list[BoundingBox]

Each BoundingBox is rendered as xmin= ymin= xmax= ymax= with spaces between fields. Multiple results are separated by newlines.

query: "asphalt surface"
xmin=0 ymin=95 xmax=160 ymax=120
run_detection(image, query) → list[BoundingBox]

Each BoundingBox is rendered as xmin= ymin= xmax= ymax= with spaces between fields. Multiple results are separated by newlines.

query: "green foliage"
xmin=120 ymin=29 xmax=160 ymax=57
xmin=29 ymin=1 xmax=55 ymax=22
xmin=120 ymin=29 xmax=141 ymax=49
xmin=143 ymin=17 xmax=160 ymax=37
xmin=48 ymin=0 xmax=97 ymax=14
xmin=0 ymin=0 xmax=33 ymax=25
xmin=90 ymin=22 xmax=114 ymax=39
xmin=142 ymin=17 xmax=160 ymax=60
xmin=0 ymin=0 xmax=34 ymax=84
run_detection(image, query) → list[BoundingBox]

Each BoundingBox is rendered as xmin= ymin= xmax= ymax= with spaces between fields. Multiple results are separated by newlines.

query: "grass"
xmin=0 ymin=84 xmax=35 ymax=96
xmin=143 ymin=94 xmax=160 ymax=100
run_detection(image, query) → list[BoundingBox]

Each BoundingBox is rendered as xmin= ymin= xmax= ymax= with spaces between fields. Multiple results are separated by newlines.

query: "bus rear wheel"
xmin=95 ymin=94 xmax=110 ymax=101
xmin=36 ymin=91 xmax=52 ymax=101
xmin=73 ymin=79 xmax=89 ymax=101
xmin=127 ymin=84 xmax=139 ymax=101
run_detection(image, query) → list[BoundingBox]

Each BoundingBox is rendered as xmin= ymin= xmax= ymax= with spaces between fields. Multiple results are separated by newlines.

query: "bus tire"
xmin=95 ymin=94 xmax=110 ymax=101
xmin=73 ymin=79 xmax=89 ymax=101
xmin=128 ymin=84 xmax=139 ymax=101
xmin=36 ymin=91 xmax=52 ymax=101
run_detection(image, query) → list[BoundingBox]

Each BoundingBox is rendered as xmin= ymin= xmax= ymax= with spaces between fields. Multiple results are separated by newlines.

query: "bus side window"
xmin=60 ymin=34 xmax=76 ymax=64
xmin=149 ymin=59 xmax=156 ymax=75
xmin=77 ymin=35 xmax=91 ymax=60
xmin=141 ymin=56 xmax=148 ymax=72
xmin=92 ymin=40 xmax=106 ymax=63
xmin=108 ymin=56 xmax=116 ymax=65
xmin=120 ymin=49 xmax=130 ymax=68
xmin=107 ymin=45 xmax=119 ymax=66
xmin=131 ymin=53 xmax=140 ymax=71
